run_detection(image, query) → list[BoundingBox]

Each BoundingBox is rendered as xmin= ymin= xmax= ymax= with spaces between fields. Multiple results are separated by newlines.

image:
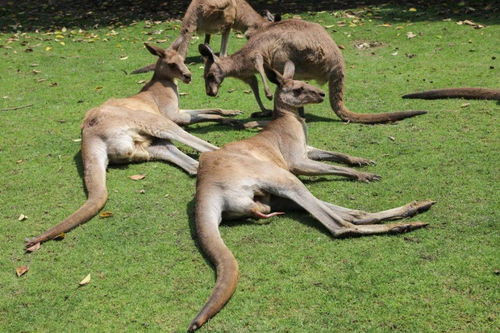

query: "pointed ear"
xmin=263 ymin=10 xmax=275 ymax=22
xmin=144 ymin=43 xmax=165 ymax=58
xmin=169 ymin=36 xmax=183 ymax=52
xmin=131 ymin=63 xmax=156 ymax=74
xmin=265 ymin=66 xmax=284 ymax=86
xmin=198 ymin=44 xmax=216 ymax=62
xmin=282 ymin=61 xmax=295 ymax=80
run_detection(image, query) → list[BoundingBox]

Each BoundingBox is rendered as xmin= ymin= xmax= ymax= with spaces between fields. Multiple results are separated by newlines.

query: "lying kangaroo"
xmin=403 ymin=87 xmax=500 ymax=100
xmin=199 ymin=19 xmax=427 ymax=124
xmin=188 ymin=63 xmax=434 ymax=331
xmin=25 ymin=43 xmax=223 ymax=250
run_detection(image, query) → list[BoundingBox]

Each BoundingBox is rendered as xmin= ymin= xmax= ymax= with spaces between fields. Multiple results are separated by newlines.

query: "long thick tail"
xmin=25 ymin=135 xmax=108 ymax=248
xmin=402 ymin=87 xmax=500 ymax=100
xmin=328 ymin=70 xmax=427 ymax=124
xmin=188 ymin=190 xmax=239 ymax=332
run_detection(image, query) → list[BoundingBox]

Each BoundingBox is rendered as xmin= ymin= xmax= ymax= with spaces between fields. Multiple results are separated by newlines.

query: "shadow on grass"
xmin=1 ymin=1 xmax=497 ymax=33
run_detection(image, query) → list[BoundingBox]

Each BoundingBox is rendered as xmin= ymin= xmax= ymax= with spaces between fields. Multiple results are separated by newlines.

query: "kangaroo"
xmin=174 ymin=0 xmax=277 ymax=58
xmin=25 ymin=43 xmax=224 ymax=250
xmin=188 ymin=63 xmax=434 ymax=331
xmin=131 ymin=0 xmax=277 ymax=74
xmin=199 ymin=19 xmax=428 ymax=124
xmin=403 ymin=87 xmax=500 ymax=100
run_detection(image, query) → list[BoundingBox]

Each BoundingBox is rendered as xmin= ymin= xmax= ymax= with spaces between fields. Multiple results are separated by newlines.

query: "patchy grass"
xmin=1 ymin=4 xmax=499 ymax=332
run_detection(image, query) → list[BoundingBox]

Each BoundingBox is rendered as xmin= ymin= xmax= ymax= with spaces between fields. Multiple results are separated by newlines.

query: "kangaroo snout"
xmin=182 ymin=73 xmax=192 ymax=84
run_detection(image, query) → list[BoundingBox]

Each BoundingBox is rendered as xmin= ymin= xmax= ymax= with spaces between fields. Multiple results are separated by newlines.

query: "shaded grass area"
xmin=1 ymin=5 xmax=499 ymax=333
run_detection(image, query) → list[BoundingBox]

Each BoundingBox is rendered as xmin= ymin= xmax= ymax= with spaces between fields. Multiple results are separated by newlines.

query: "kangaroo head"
xmin=266 ymin=61 xmax=325 ymax=109
xmin=199 ymin=44 xmax=225 ymax=97
xmin=144 ymin=42 xmax=192 ymax=84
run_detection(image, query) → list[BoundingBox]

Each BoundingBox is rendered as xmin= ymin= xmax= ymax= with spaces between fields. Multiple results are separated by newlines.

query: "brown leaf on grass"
xmin=406 ymin=32 xmax=417 ymax=39
xmin=18 ymin=214 xmax=28 ymax=221
xmin=99 ymin=211 xmax=113 ymax=218
xmin=179 ymin=92 xmax=188 ymax=96
xmin=49 ymin=82 xmax=58 ymax=87
xmin=457 ymin=20 xmax=485 ymax=29
xmin=461 ymin=103 xmax=471 ymax=108
xmin=79 ymin=274 xmax=91 ymax=286
xmin=26 ymin=242 xmax=40 ymax=252
xmin=54 ymin=232 xmax=65 ymax=240
xmin=16 ymin=266 xmax=29 ymax=277
xmin=129 ymin=174 xmax=146 ymax=181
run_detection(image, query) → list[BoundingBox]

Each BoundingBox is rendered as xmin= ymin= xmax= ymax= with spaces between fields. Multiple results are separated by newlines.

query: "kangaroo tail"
xmin=402 ymin=88 xmax=500 ymax=100
xmin=188 ymin=190 xmax=239 ymax=331
xmin=25 ymin=135 xmax=108 ymax=248
xmin=328 ymin=69 xmax=427 ymax=124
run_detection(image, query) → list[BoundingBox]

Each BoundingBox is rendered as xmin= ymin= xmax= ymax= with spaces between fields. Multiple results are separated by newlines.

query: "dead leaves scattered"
xmin=26 ymin=242 xmax=41 ymax=252
xmin=129 ymin=174 xmax=146 ymax=181
xmin=16 ymin=266 xmax=29 ymax=277
xmin=99 ymin=211 xmax=113 ymax=218
xmin=18 ymin=214 xmax=28 ymax=221
xmin=457 ymin=20 xmax=485 ymax=29
xmin=406 ymin=32 xmax=417 ymax=39
xmin=79 ymin=274 xmax=91 ymax=286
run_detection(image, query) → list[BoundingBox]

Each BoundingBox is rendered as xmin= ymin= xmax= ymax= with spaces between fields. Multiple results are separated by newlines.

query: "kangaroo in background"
xmin=132 ymin=0 xmax=278 ymax=75
xmin=25 ymin=43 xmax=222 ymax=250
xmin=199 ymin=19 xmax=428 ymax=124
xmin=188 ymin=62 xmax=434 ymax=331
xmin=403 ymin=87 xmax=500 ymax=100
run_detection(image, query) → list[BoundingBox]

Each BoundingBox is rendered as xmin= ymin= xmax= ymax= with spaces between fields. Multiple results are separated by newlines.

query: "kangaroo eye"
xmin=168 ymin=63 xmax=177 ymax=69
xmin=293 ymin=87 xmax=304 ymax=94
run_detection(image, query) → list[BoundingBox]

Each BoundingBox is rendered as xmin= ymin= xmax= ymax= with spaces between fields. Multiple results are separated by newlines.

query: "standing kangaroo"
xmin=25 ymin=43 xmax=224 ymax=250
xmin=188 ymin=63 xmax=434 ymax=331
xmin=174 ymin=0 xmax=277 ymax=57
xmin=199 ymin=19 xmax=427 ymax=124
xmin=403 ymin=87 xmax=500 ymax=100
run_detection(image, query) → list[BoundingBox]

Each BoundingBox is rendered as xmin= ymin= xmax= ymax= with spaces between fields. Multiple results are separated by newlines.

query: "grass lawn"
xmin=1 ymin=3 xmax=499 ymax=332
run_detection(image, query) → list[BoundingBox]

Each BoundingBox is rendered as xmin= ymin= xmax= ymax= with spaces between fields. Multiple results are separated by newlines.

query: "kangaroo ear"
xmin=282 ymin=61 xmax=295 ymax=80
xmin=198 ymin=44 xmax=216 ymax=61
xmin=263 ymin=10 xmax=275 ymax=22
xmin=265 ymin=66 xmax=284 ymax=86
xmin=169 ymin=36 xmax=183 ymax=52
xmin=131 ymin=63 xmax=156 ymax=74
xmin=144 ymin=43 xmax=165 ymax=58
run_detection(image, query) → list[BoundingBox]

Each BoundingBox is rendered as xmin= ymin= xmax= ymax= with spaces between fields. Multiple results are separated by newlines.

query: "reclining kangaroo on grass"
xmin=199 ymin=19 xmax=427 ymax=124
xmin=188 ymin=62 xmax=435 ymax=331
xmin=25 ymin=43 xmax=232 ymax=250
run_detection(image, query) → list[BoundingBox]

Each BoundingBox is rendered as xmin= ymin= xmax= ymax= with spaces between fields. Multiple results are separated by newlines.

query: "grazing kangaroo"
xmin=188 ymin=63 xmax=434 ymax=331
xmin=199 ymin=19 xmax=427 ymax=124
xmin=403 ymin=87 xmax=500 ymax=100
xmin=25 ymin=43 xmax=222 ymax=250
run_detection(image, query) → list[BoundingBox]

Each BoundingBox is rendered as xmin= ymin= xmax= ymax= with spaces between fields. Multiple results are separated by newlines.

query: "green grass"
xmin=1 ymin=5 xmax=499 ymax=332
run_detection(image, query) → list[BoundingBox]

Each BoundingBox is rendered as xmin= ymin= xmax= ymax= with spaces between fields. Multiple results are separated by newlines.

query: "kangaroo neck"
xmin=139 ymin=76 xmax=178 ymax=109
xmin=219 ymin=52 xmax=255 ymax=79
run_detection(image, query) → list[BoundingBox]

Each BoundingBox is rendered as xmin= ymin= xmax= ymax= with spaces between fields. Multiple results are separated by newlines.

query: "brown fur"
xmin=200 ymin=19 xmax=428 ymax=124
xmin=403 ymin=87 xmax=500 ymax=100
xmin=25 ymin=43 xmax=222 ymax=250
xmin=188 ymin=64 xmax=434 ymax=331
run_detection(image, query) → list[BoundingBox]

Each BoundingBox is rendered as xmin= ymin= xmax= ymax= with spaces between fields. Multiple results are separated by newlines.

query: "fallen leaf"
xmin=18 ymin=214 xmax=28 ymax=221
xmin=136 ymin=80 xmax=146 ymax=84
xmin=95 ymin=86 xmax=103 ymax=91
xmin=457 ymin=20 xmax=485 ymax=29
xmin=243 ymin=90 xmax=252 ymax=94
xmin=16 ymin=266 xmax=29 ymax=277
xmin=129 ymin=174 xmax=146 ymax=181
xmin=45 ymin=46 xmax=52 ymax=51
xmin=32 ymin=70 xmax=41 ymax=74
xmin=227 ymin=88 xmax=236 ymax=93
xmin=49 ymin=82 xmax=58 ymax=87
xmin=54 ymin=232 xmax=65 ymax=240
xmin=120 ymin=55 xmax=129 ymax=60
xmin=179 ymin=92 xmax=188 ymax=96
xmin=391 ymin=51 xmax=399 ymax=56
xmin=460 ymin=103 xmax=470 ymax=108
xmin=72 ymin=138 xmax=81 ymax=142
xmin=139 ymin=189 xmax=146 ymax=194
xmin=79 ymin=274 xmax=91 ymax=286
xmin=408 ymin=8 xmax=417 ymax=12
xmin=99 ymin=211 xmax=113 ymax=218
xmin=26 ymin=242 xmax=40 ymax=252
xmin=407 ymin=32 xmax=417 ymax=39
xmin=388 ymin=136 xmax=396 ymax=141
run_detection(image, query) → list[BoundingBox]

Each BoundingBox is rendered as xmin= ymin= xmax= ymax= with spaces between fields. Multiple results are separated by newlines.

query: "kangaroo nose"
xmin=319 ymin=92 xmax=326 ymax=97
